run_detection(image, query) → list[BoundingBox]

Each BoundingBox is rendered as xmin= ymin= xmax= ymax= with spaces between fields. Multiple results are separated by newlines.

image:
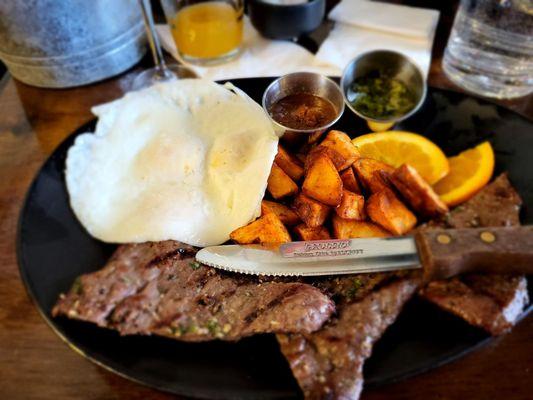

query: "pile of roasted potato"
xmin=230 ymin=130 xmax=448 ymax=244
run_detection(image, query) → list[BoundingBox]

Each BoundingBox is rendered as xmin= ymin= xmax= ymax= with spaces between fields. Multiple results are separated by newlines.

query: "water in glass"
xmin=443 ymin=0 xmax=533 ymax=99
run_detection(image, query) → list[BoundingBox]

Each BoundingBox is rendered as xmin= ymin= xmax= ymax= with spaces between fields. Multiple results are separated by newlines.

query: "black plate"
xmin=18 ymin=78 xmax=533 ymax=399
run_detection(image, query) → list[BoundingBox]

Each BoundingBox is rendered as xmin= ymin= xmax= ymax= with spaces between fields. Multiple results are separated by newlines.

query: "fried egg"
xmin=66 ymin=79 xmax=279 ymax=246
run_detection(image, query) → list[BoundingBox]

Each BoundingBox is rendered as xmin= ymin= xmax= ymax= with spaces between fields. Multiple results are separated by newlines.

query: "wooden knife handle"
xmin=414 ymin=226 xmax=533 ymax=282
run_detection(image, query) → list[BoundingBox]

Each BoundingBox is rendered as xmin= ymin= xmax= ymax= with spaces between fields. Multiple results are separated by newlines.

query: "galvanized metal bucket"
xmin=0 ymin=0 xmax=147 ymax=88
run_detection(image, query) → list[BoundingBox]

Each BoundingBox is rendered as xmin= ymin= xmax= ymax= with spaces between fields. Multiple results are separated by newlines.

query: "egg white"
xmin=65 ymin=79 xmax=279 ymax=246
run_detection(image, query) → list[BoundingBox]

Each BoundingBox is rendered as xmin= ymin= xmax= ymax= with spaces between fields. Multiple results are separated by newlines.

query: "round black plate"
xmin=18 ymin=78 xmax=533 ymax=400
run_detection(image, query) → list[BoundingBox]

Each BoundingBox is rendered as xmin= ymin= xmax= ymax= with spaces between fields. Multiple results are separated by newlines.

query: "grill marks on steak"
xmin=420 ymin=174 xmax=529 ymax=335
xmin=278 ymin=277 xmax=420 ymax=400
xmin=52 ymin=241 xmax=335 ymax=341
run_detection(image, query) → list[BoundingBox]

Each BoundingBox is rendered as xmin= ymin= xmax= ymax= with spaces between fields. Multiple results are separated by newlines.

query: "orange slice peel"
xmin=433 ymin=141 xmax=495 ymax=207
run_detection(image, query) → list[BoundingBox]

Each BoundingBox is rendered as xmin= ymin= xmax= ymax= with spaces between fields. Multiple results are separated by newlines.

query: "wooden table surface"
xmin=1 ymin=4 xmax=532 ymax=400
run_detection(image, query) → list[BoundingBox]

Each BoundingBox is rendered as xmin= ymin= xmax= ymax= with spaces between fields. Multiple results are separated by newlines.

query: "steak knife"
xmin=196 ymin=226 xmax=533 ymax=280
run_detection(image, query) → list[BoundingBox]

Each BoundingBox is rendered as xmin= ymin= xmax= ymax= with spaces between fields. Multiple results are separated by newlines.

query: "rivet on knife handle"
xmin=414 ymin=226 xmax=533 ymax=282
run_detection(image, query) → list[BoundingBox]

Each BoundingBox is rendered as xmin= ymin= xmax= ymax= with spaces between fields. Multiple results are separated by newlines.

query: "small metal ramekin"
xmin=340 ymin=50 xmax=427 ymax=126
xmin=262 ymin=72 xmax=345 ymax=141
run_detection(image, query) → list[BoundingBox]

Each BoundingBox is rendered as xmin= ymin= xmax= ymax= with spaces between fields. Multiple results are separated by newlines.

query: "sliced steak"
xmin=53 ymin=241 xmax=335 ymax=341
xmin=420 ymin=173 xmax=529 ymax=335
xmin=278 ymin=275 xmax=419 ymax=400
xmin=53 ymin=240 xmax=181 ymax=327
xmin=425 ymin=173 xmax=522 ymax=230
xmin=420 ymin=274 xmax=528 ymax=335
xmin=276 ymin=174 xmax=528 ymax=399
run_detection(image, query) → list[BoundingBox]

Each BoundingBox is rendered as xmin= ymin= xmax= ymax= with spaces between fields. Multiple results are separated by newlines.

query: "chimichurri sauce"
xmin=347 ymin=72 xmax=417 ymax=120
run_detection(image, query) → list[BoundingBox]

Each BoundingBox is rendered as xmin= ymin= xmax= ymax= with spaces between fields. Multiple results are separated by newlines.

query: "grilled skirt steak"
xmin=52 ymin=241 xmax=335 ymax=340
xmin=420 ymin=174 xmax=529 ymax=335
xmin=278 ymin=276 xmax=420 ymax=400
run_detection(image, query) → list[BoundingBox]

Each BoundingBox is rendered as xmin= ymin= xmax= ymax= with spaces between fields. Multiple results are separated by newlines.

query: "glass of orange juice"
xmin=161 ymin=0 xmax=244 ymax=65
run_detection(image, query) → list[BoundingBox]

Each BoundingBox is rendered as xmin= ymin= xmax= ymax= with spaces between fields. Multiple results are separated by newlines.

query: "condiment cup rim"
xmin=262 ymin=72 xmax=345 ymax=134
xmin=340 ymin=50 xmax=427 ymax=124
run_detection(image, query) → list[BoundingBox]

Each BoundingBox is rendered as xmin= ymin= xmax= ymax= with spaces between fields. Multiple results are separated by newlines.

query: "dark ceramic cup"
xmin=248 ymin=0 xmax=325 ymax=40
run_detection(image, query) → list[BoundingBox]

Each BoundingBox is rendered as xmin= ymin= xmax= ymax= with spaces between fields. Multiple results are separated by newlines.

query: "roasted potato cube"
xmin=390 ymin=164 xmax=448 ymax=217
xmin=275 ymin=145 xmax=304 ymax=181
xmin=332 ymin=215 xmax=390 ymax=239
xmin=267 ymin=162 xmax=298 ymax=199
xmin=302 ymin=153 xmax=343 ymax=206
xmin=261 ymin=200 xmax=300 ymax=226
xmin=293 ymin=224 xmax=331 ymax=241
xmin=366 ymin=189 xmax=417 ymax=235
xmin=293 ymin=193 xmax=330 ymax=228
xmin=340 ymin=167 xmax=361 ymax=194
xmin=319 ymin=130 xmax=360 ymax=170
xmin=335 ymin=190 xmax=365 ymax=220
xmin=230 ymin=212 xmax=291 ymax=244
xmin=353 ymin=158 xmax=395 ymax=193
xmin=305 ymin=145 xmax=346 ymax=172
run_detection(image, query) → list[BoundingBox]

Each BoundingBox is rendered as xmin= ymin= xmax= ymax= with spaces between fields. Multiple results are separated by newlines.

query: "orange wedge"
xmin=433 ymin=141 xmax=494 ymax=207
xmin=351 ymin=131 xmax=449 ymax=185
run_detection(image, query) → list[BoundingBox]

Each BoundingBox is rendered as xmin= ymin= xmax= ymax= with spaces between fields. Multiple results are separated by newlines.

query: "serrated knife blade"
xmin=196 ymin=237 xmax=421 ymax=277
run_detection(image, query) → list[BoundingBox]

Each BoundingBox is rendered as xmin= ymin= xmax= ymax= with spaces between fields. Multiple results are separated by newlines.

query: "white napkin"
xmin=156 ymin=17 xmax=339 ymax=81
xmin=316 ymin=0 xmax=440 ymax=76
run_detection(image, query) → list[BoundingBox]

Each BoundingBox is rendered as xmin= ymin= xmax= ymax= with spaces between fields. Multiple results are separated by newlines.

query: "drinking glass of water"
xmin=443 ymin=0 xmax=533 ymax=99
